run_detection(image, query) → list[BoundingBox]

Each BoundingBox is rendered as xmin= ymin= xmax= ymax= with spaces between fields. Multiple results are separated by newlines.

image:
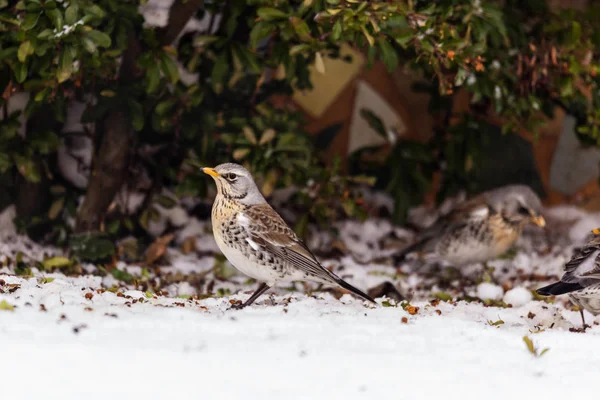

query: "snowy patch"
xmin=476 ymin=282 xmax=504 ymax=301
xmin=0 ymin=202 xmax=599 ymax=398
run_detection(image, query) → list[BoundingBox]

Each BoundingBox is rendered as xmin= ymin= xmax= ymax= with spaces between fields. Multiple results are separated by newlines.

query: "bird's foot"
xmin=228 ymin=300 xmax=246 ymax=310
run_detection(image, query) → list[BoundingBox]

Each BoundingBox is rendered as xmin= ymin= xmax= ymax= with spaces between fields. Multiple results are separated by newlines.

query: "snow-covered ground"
xmin=1 ymin=204 xmax=600 ymax=399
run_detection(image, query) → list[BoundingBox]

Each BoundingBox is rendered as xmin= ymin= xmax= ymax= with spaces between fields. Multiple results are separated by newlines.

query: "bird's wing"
xmin=562 ymin=243 xmax=600 ymax=283
xmin=412 ymin=194 xmax=491 ymax=253
xmin=238 ymin=204 xmax=336 ymax=282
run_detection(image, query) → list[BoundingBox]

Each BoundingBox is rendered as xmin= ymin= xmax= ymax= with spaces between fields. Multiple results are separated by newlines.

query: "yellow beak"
xmin=593 ymin=228 xmax=600 ymax=235
xmin=531 ymin=215 xmax=546 ymax=227
xmin=202 ymin=167 xmax=220 ymax=177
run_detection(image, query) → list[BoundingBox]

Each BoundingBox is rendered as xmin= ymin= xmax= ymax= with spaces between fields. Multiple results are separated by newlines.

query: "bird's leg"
xmin=230 ymin=282 xmax=271 ymax=310
xmin=580 ymin=309 xmax=588 ymax=331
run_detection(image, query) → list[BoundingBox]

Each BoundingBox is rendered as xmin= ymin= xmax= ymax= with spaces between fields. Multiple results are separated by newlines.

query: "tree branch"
xmin=157 ymin=0 xmax=204 ymax=46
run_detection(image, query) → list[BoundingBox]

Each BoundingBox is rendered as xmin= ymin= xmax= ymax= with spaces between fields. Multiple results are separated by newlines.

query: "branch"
xmin=158 ymin=0 xmax=204 ymax=46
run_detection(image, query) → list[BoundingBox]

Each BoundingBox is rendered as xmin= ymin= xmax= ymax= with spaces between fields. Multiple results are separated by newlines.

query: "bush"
xmin=0 ymin=0 xmax=599 ymax=257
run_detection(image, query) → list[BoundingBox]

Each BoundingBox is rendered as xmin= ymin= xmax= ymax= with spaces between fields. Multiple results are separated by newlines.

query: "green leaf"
xmin=454 ymin=68 xmax=468 ymax=86
xmin=522 ymin=336 xmax=535 ymax=355
xmin=155 ymin=100 xmax=175 ymax=116
xmin=17 ymin=40 xmax=34 ymax=62
xmin=128 ymin=100 xmax=144 ymax=131
xmin=145 ymin=291 xmax=154 ymax=298
xmin=290 ymin=16 xmax=311 ymax=41
xmin=250 ymin=21 xmax=273 ymax=49
xmin=37 ymin=28 xmax=54 ymax=39
xmin=211 ymin=51 xmax=229 ymax=88
xmin=433 ymin=292 xmax=453 ymax=302
xmin=65 ymin=4 xmax=78 ymax=25
xmin=569 ymin=21 xmax=581 ymax=46
xmin=57 ymin=45 xmax=75 ymax=83
xmin=42 ymin=256 xmax=72 ymax=270
xmin=385 ymin=15 xmax=408 ymax=29
xmin=21 ymin=12 xmax=41 ymax=30
xmin=85 ymin=4 xmax=105 ymax=19
xmin=30 ymin=131 xmax=60 ymax=154
xmin=46 ymin=8 xmax=63 ymax=30
xmin=232 ymin=45 xmax=261 ymax=74
xmin=14 ymin=154 xmax=40 ymax=182
xmin=193 ymin=35 xmax=219 ymax=47
xmin=361 ymin=26 xmax=375 ymax=47
xmin=87 ymin=30 xmax=111 ymax=48
xmin=395 ymin=33 xmax=413 ymax=48
xmin=0 ymin=153 xmax=13 ymax=172
xmin=377 ymin=37 xmax=398 ymax=72
xmin=290 ymin=44 xmax=310 ymax=55
xmin=332 ymin=19 xmax=342 ymax=41
xmin=159 ymin=53 xmax=179 ymax=84
xmin=257 ymin=7 xmax=288 ymax=21
xmin=69 ymin=232 xmax=116 ymax=262
xmin=81 ymin=37 xmax=97 ymax=53
xmin=0 ymin=300 xmax=14 ymax=311
xmin=146 ymin=63 xmax=161 ymax=93
xmin=155 ymin=194 xmax=177 ymax=209
xmin=360 ymin=108 xmax=387 ymax=139
xmin=242 ymin=126 xmax=257 ymax=144
xmin=48 ymin=197 xmax=64 ymax=220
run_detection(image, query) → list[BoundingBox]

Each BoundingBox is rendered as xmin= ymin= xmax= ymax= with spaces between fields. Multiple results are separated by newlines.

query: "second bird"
xmin=395 ymin=184 xmax=546 ymax=267
xmin=202 ymin=163 xmax=375 ymax=309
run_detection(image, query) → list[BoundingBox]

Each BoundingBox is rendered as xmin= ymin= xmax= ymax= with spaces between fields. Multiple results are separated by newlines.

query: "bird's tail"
xmin=335 ymin=278 xmax=376 ymax=304
xmin=536 ymin=281 xmax=584 ymax=296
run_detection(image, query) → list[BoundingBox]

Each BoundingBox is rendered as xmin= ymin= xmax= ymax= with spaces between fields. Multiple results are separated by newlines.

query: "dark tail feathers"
xmin=336 ymin=278 xmax=376 ymax=304
xmin=536 ymin=281 xmax=584 ymax=296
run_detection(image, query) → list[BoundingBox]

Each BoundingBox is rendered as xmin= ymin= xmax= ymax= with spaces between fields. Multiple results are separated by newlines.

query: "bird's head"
xmin=202 ymin=163 xmax=266 ymax=205
xmin=487 ymin=184 xmax=545 ymax=227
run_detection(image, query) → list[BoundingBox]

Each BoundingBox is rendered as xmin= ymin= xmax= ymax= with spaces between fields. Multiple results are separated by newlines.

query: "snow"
xmin=1 ymin=203 xmax=600 ymax=398
xmin=476 ymin=282 xmax=504 ymax=301
xmin=503 ymin=286 xmax=533 ymax=307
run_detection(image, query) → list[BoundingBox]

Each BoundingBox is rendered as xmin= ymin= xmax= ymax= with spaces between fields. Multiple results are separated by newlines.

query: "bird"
xmin=395 ymin=184 xmax=546 ymax=267
xmin=202 ymin=163 xmax=375 ymax=309
xmin=536 ymin=228 xmax=600 ymax=330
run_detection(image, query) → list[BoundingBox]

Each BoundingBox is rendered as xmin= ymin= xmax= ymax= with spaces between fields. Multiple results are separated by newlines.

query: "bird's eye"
xmin=225 ymin=173 xmax=237 ymax=181
xmin=518 ymin=206 xmax=530 ymax=215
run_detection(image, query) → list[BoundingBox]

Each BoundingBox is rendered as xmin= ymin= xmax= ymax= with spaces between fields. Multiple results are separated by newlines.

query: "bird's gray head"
xmin=486 ymin=184 xmax=545 ymax=227
xmin=201 ymin=163 xmax=266 ymax=205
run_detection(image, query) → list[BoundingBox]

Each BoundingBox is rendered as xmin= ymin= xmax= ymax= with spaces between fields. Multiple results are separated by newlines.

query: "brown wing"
xmin=241 ymin=204 xmax=337 ymax=283
xmin=410 ymin=194 xmax=490 ymax=253
xmin=562 ymin=242 xmax=600 ymax=283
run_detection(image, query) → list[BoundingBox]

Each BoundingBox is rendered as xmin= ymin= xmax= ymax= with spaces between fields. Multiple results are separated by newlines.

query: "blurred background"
xmin=1 ymin=0 xmax=600 ymax=264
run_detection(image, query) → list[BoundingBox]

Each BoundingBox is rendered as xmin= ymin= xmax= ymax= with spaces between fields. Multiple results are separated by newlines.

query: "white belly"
xmin=441 ymin=240 xmax=504 ymax=266
xmin=214 ymin=234 xmax=283 ymax=286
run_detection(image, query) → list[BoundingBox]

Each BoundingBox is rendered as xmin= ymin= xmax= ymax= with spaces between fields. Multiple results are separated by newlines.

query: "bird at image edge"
xmin=537 ymin=228 xmax=600 ymax=330
xmin=202 ymin=163 xmax=375 ymax=309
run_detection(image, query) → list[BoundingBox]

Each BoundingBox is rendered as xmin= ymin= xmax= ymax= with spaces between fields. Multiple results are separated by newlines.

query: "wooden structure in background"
xmin=281 ymin=0 xmax=600 ymax=208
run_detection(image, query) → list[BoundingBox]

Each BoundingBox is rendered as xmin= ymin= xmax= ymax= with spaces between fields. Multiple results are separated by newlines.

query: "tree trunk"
xmin=74 ymin=110 xmax=134 ymax=232
xmin=74 ymin=0 xmax=204 ymax=233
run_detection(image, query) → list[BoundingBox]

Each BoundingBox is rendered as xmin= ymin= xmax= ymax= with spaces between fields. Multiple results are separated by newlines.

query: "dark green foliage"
xmin=0 ymin=0 xmax=599 ymax=253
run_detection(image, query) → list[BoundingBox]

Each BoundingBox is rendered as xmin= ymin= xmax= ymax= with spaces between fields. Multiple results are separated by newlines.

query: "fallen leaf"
xmin=144 ymin=233 xmax=175 ymax=265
